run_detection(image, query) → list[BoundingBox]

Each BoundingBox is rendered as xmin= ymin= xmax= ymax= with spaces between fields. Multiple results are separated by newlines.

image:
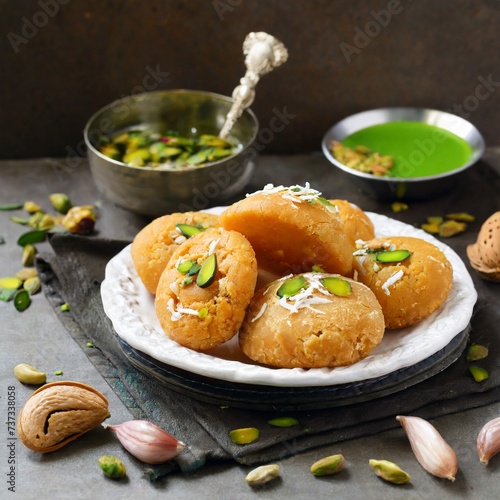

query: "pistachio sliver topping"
xmin=177 ymin=259 xmax=197 ymax=274
xmin=196 ymin=253 xmax=217 ymax=288
xmin=176 ymin=223 xmax=203 ymax=238
xmin=469 ymin=366 xmax=489 ymax=382
xmin=321 ymin=277 xmax=352 ymax=296
xmin=268 ymin=417 xmax=299 ymax=427
xmin=376 ymin=249 xmax=411 ymax=263
xmin=276 ymin=275 xmax=308 ymax=298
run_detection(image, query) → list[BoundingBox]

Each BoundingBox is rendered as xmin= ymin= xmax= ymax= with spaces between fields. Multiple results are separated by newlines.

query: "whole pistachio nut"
xmin=21 ymin=244 xmax=37 ymax=266
xmin=23 ymin=276 xmax=41 ymax=295
xmin=49 ymin=193 xmax=72 ymax=214
xmin=310 ymin=454 xmax=345 ymax=476
xmin=369 ymin=459 xmax=411 ymax=484
xmin=245 ymin=464 xmax=280 ymax=486
xmin=14 ymin=363 xmax=47 ymax=385
xmin=38 ymin=214 xmax=55 ymax=231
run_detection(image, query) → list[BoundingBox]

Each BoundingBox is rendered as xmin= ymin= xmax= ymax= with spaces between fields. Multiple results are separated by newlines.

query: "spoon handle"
xmin=219 ymin=32 xmax=288 ymax=139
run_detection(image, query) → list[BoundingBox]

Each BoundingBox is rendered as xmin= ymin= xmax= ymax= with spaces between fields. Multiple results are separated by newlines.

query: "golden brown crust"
xmin=131 ymin=212 xmax=218 ymax=294
xmin=219 ymin=192 xmax=353 ymax=276
xmin=352 ymin=236 xmax=453 ymax=329
xmin=155 ymin=227 xmax=257 ymax=351
xmin=329 ymin=199 xmax=375 ymax=249
xmin=239 ymin=273 xmax=385 ymax=368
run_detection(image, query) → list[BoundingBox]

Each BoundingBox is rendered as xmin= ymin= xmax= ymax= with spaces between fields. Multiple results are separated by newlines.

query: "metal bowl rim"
xmin=321 ymin=106 xmax=485 ymax=183
xmin=83 ymin=89 xmax=259 ymax=173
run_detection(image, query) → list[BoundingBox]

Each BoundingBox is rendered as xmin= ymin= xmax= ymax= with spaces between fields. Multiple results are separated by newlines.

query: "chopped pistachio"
xmin=421 ymin=222 xmax=441 ymax=234
xmin=54 ymin=369 xmax=63 ymax=376
xmin=98 ymin=455 xmax=126 ymax=479
xmin=0 ymin=203 xmax=23 ymax=211
xmin=391 ymin=201 xmax=409 ymax=213
xmin=60 ymin=303 xmax=70 ymax=312
xmin=61 ymin=206 xmax=96 ymax=234
xmin=466 ymin=344 xmax=489 ymax=362
xmin=23 ymin=201 xmax=42 ymax=214
xmin=17 ymin=230 xmax=46 ymax=247
xmin=10 ymin=216 xmax=29 ymax=225
xmin=16 ymin=268 xmax=38 ymax=282
xmin=311 ymin=264 xmax=325 ymax=273
xmin=277 ymin=276 xmax=308 ymax=298
xmin=13 ymin=290 xmax=31 ymax=312
xmin=427 ymin=216 xmax=444 ymax=225
xmin=37 ymin=214 xmax=56 ymax=231
xmin=23 ymin=276 xmax=41 ymax=295
xmin=28 ymin=211 xmax=45 ymax=229
xmin=196 ymin=254 xmax=217 ymax=288
xmin=446 ymin=212 xmax=475 ymax=222
xmin=230 ymin=427 xmax=259 ymax=445
xmin=0 ymin=289 xmax=16 ymax=302
xmin=439 ymin=220 xmax=467 ymax=237
xmin=469 ymin=365 xmax=489 ymax=382
xmin=22 ymin=244 xmax=37 ymax=266
xmin=268 ymin=417 xmax=299 ymax=427
xmin=49 ymin=193 xmax=72 ymax=214
xmin=0 ymin=276 xmax=22 ymax=290
xmin=86 ymin=342 xmax=95 ymax=348
xmin=198 ymin=307 xmax=208 ymax=318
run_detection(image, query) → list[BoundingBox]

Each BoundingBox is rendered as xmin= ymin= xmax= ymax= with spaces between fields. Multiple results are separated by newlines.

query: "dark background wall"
xmin=1 ymin=0 xmax=499 ymax=159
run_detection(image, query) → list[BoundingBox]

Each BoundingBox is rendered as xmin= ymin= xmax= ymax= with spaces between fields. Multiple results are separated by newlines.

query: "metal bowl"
xmin=322 ymin=107 xmax=485 ymax=200
xmin=84 ymin=90 xmax=259 ymax=217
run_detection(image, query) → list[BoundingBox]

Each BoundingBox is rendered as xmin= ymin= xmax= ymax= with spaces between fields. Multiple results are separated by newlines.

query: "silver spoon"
xmin=219 ymin=32 xmax=288 ymax=139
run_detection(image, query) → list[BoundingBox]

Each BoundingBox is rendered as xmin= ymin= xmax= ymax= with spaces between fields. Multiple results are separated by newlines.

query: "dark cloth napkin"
xmin=36 ymin=232 xmax=500 ymax=478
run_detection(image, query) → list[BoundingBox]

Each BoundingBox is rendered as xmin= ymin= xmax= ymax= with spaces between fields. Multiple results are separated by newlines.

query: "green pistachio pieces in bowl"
xmin=320 ymin=277 xmax=352 ymax=296
xmin=376 ymin=249 xmax=411 ymax=263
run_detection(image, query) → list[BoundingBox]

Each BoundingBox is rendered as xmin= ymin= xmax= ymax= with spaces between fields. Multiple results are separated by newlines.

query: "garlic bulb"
xmin=467 ymin=211 xmax=500 ymax=282
xmin=103 ymin=420 xmax=185 ymax=464
xmin=477 ymin=416 xmax=500 ymax=465
xmin=396 ymin=415 xmax=458 ymax=481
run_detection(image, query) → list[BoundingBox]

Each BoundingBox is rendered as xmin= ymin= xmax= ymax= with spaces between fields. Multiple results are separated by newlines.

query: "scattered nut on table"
xmin=17 ymin=381 xmax=109 ymax=453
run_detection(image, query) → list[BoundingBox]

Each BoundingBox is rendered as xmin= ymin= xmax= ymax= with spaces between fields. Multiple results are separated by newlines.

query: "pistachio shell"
xmin=17 ymin=381 xmax=109 ymax=453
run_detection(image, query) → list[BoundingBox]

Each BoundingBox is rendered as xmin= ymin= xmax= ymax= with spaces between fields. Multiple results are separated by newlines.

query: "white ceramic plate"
xmin=101 ymin=209 xmax=477 ymax=387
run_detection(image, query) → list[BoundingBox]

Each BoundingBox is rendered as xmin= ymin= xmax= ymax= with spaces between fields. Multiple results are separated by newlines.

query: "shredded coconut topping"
xmin=276 ymin=273 xmax=333 ymax=314
xmin=251 ymin=303 xmax=268 ymax=322
xmin=167 ymin=297 xmax=200 ymax=321
xmin=169 ymin=281 xmax=179 ymax=297
xmin=208 ymin=238 xmax=220 ymax=256
xmin=246 ymin=183 xmax=322 ymax=203
xmin=381 ymin=269 xmax=404 ymax=295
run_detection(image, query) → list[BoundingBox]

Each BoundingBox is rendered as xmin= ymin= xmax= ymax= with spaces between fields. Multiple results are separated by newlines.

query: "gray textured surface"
xmin=1 ymin=156 xmax=500 ymax=499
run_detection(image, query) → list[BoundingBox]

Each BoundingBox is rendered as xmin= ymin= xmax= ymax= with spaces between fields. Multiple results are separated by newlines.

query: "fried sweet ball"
xmin=352 ymin=236 xmax=453 ymax=329
xmin=131 ymin=211 xmax=218 ymax=294
xmin=155 ymin=227 xmax=257 ymax=351
xmin=239 ymin=273 xmax=385 ymax=368
xmin=219 ymin=185 xmax=353 ymax=276
xmin=329 ymin=199 xmax=375 ymax=249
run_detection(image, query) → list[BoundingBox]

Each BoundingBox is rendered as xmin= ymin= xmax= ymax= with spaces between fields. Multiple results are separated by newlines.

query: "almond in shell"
xmin=17 ymin=381 xmax=110 ymax=453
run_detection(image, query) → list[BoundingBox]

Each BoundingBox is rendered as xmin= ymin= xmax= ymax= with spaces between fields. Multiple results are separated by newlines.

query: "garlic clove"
xmin=477 ymin=416 xmax=500 ymax=466
xmin=103 ymin=420 xmax=185 ymax=465
xmin=396 ymin=415 xmax=458 ymax=481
